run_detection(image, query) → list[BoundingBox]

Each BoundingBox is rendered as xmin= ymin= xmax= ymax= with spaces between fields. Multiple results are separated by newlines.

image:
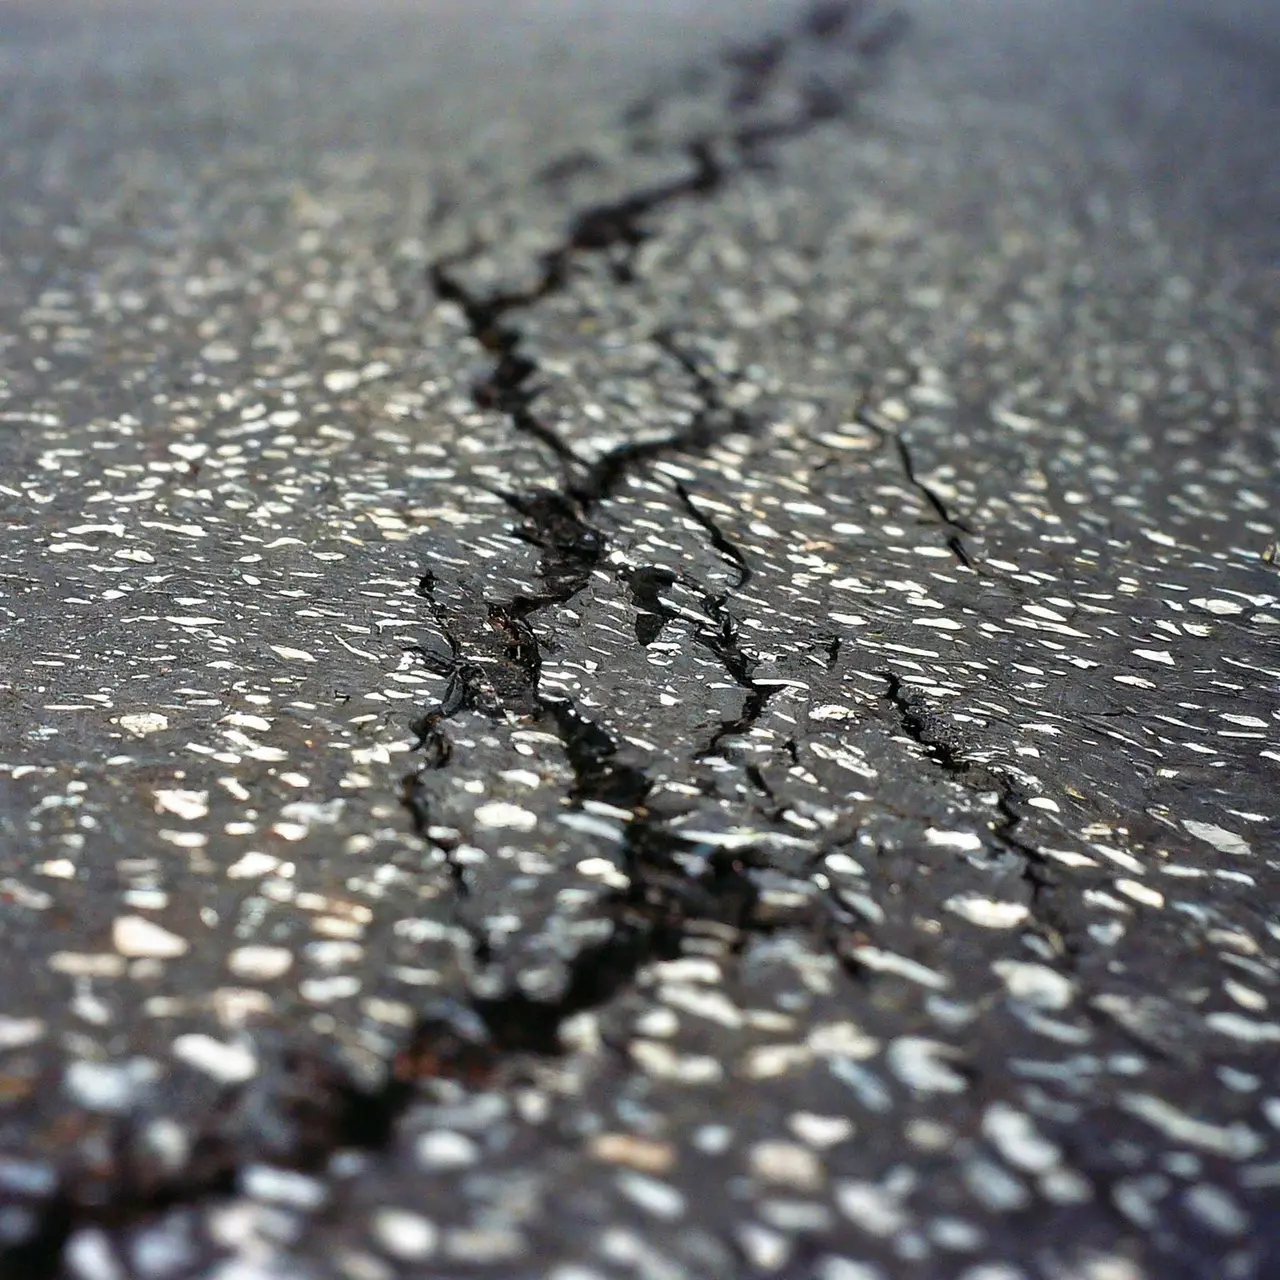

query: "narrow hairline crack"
xmin=848 ymin=397 xmax=979 ymax=570
xmin=877 ymin=669 xmax=1079 ymax=962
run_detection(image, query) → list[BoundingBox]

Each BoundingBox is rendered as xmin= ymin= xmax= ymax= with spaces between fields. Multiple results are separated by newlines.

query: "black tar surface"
xmin=1 ymin=2 xmax=1279 ymax=1277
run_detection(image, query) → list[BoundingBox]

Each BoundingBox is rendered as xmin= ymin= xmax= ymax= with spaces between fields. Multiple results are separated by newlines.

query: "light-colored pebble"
xmin=113 ymin=915 xmax=188 ymax=959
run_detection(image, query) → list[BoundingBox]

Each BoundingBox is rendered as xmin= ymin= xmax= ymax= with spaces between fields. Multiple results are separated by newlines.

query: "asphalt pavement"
xmin=1 ymin=2 xmax=1278 ymax=1277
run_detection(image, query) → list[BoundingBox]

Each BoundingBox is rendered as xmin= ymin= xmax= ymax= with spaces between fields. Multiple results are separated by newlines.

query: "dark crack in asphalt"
xmin=398 ymin=0 xmax=895 ymax=1076
xmin=402 ymin=0 xmax=909 ymax=1079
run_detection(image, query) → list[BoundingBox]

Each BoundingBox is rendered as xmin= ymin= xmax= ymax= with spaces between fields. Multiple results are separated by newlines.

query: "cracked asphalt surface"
xmin=2 ymin=1 xmax=1279 ymax=1277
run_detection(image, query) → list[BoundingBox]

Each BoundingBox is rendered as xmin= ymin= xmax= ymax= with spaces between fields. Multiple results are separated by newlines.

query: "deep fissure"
xmin=403 ymin=0 xmax=914 ymax=1063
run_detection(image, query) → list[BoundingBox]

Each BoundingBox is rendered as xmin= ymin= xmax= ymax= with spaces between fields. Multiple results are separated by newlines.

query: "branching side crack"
xmin=879 ymin=670 xmax=1077 ymax=960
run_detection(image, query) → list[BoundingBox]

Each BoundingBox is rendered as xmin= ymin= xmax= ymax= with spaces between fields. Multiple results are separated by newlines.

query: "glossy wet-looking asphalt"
xmin=1 ymin=2 xmax=1278 ymax=1277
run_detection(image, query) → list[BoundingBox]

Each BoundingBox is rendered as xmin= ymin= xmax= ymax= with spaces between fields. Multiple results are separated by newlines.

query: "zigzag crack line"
xmin=674 ymin=479 xmax=752 ymax=590
xmin=849 ymin=399 xmax=977 ymax=570
xmin=890 ymin=432 xmax=975 ymax=568
xmin=665 ymin=482 xmax=779 ymax=760
xmin=878 ymin=671 xmax=1079 ymax=961
xmin=401 ymin=354 xmax=773 ymax=1060
xmin=405 ymin=0 xmax=916 ymax=1041
xmin=430 ymin=0 xmax=911 ymax=354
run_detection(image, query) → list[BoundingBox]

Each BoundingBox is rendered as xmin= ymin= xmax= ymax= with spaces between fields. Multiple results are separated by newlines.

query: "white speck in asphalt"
xmin=172 ymin=1034 xmax=258 ymax=1084
xmin=118 ymin=712 xmax=168 ymax=736
xmin=373 ymin=1208 xmax=439 ymax=1261
xmin=113 ymin=916 xmax=189 ymax=959
xmin=473 ymin=802 xmax=538 ymax=831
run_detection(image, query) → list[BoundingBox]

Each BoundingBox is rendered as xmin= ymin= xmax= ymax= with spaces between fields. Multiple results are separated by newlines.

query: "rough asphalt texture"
xmin=2 ymin=1 xmax=1279 ymax=1277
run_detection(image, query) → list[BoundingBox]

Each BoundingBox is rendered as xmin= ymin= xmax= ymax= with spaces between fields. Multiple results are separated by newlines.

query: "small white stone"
xmin=64 ymin=1228 xmax=124 ymax=1280
xmin=1115 ymin=878 xmax=1164 ymax=908
xmin=241 ymin=1165 xmax=326 ymax=1209
xmin=269 ymin=645 xmax=315 ymax=663
xmin=119 ymin=712 xmax=168 ymax=736
xmin=692 ymin=1124 xmax=733 ymax=1154
xmin=925 ymin=829 xmax=983 ymax=851
xmin=172 ymin=1035 xmax=258 ymax=1084
xmin=741 ymin=1044 xmax=812 ymax=1078
xmin=650 ymin=957 xmax=722 ymax=984
xmin=749 ymin=1141 xmax=823 ymax=1188
xmin=943 ymin=896 xmax=1030 ymax=929
xmin=416 ymin=1130 xmax=479 ymax=1169
xmin=324 ymin=369 xmax=362 ymax=393
xmin=849 ymin=946 xmax=949 ymax=989
xmin=65 ymin=1059 xmax=158 ymax=1113
xmin=758 ymin=1200 xmax=834 ymax=1233
xmin=575 ymin=855 xmax=629 ymax=887
xmin=142 ymin=1118 xmax=190 ymax=1172
xmin=0 ymin=1016 xmax=45 ymax=1049
xmin=473 ymin=801 xmax=538 ymax=831
xmin=981 ymin=1104 xmax=1061 ymax=1173
xmin=992 ymin=960 xmax=1076 ymax=1010
xmin=226 ymin=852 xmax=280 ymax=879
xmin=807 ymin=1021 xmax=880 ymax=1059
xmin=887 ymin=1037 xmax=967 ymax=1094
xmin=659 ymin=983 xmax=742 ymax=1028
xmin=113 ymin=916 xmax=188 ymax=959
xmin=227 ymin=946 xmax=293 ymax=981
xmin=1183 ymin=1183 xmax=1250 ymax=1237
xmin=1205 ymin=1012 xmax=1280 ymax=1044
xmin=222 ymin=713 xmax=272 ymax=732
xmin=737 ymin=1223 xmax=791 ymax=1270
xmin=1039 ymin=1168 xmax=1094 ymax=1205
xmin=153 ymin=789 xmax=209 ymax=820
xmin=280 ymin=799 xmax=344 ymax=827
xmin=1119 ymin=1093 xmax=1262 ymax=1159
xmin=300 ymin=975 xmax=361 ymax=1003
xmin=789 ymin=1112 xmax=855 ymax=1148
xmin=962 ymin=1159 xmax=1031 ymax=1212
xmin=373 ymin=1208 xmax=439 ymax=1261
xmin=1182 ymin=820 xmax=1252 ymax=857
xmin=835 ymin=1180 xmax=908 ymax=1235
xmin=929 ymin=1216 xmax=984 ymax=1252
xmin=1192 ymin=596 xmax=1245 ymax=615
xmin=615 ymin=1171 xmax=686 ymax=1220
xmin=443 ymin=1226 xmax=525 ymax=1263
xmin=632 ymin=1006 xmax=678 ymax=1038
xmin=630 ymin=1040 xmax=723 ymax=1083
